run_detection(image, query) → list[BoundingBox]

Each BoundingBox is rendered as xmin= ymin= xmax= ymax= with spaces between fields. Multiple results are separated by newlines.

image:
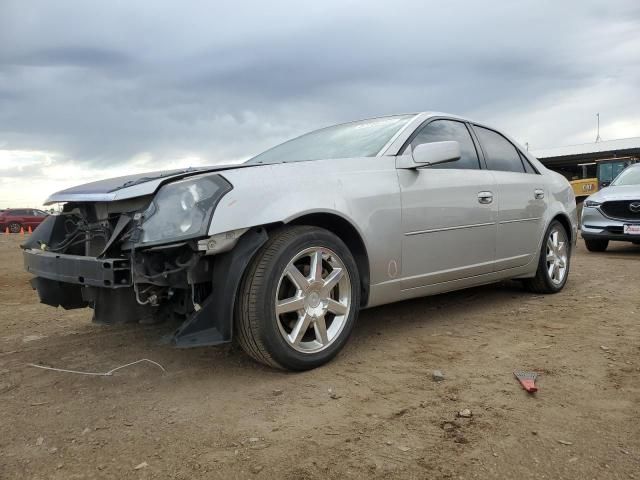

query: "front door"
xmin=397 ymin=119 xmax=497 ymax=290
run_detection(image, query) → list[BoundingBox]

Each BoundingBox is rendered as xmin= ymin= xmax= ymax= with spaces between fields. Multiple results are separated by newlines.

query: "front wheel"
xmin=584 ymin=238 xmax=609 ymax=252
xmin=524 ymin=220 xmax=570 ymax=294
xmin=8 ymin=222 xmax=21 ymax=234
xmin=235 ymin=226 xmax=360 ymax=370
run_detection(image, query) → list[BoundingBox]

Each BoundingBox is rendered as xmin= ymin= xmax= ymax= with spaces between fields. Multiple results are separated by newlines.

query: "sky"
xmin=1 ymin=0 xmax=640 ymax=208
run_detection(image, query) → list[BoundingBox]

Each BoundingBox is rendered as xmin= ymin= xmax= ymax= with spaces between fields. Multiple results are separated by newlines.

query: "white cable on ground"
xmin=27 ymin=358 xmax=166 ymax=376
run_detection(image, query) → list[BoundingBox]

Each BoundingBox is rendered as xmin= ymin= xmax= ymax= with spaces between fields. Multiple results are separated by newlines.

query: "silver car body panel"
xmin=396 ymin=166 xmax=497 ymax=288
xmin=43 ymin=112 xmax=578 ymax=308
xmin=210 ymin=156 xmax=404 ymax=307
xmin=491 ymin=170 xmax=546 ymax=270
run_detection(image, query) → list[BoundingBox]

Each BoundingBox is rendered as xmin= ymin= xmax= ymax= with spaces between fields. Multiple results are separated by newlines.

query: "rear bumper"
xmin=23 ymin=249 xmax=131 ymax=288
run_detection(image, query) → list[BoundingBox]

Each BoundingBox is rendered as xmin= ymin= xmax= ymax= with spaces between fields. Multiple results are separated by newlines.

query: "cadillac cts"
xmin=23 ymin=113 xmax=577 ymax=370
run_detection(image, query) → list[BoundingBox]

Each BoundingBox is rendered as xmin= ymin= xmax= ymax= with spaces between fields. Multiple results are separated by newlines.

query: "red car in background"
xmin=0 ymin=208 xmax=49 ymax=233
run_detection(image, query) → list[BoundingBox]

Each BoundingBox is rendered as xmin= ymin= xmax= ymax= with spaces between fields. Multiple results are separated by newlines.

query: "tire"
xmin=8 ymin=222 xmax=21 ymax=234
xmin=524 ymin=220 xmax=571 ymax=294
xmin=584 ymin=238 xmax=609 ymax=252
xmin=235 ymin=226 xmax=361 ymax=371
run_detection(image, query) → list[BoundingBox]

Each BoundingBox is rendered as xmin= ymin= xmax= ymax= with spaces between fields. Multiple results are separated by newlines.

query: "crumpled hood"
xmin=44 ymin=163 xmax=251 ymax=204
xmin=587 ymin=185 xmax=640 ymax=203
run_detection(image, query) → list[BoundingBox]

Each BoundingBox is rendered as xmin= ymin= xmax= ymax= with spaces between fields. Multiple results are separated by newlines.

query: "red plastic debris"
xmin=514 ymin=371 xmax=538 ymax=393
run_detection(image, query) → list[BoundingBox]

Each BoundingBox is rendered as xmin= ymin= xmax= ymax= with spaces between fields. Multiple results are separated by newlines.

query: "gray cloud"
xmin=1 ymin=0 xmax=640 ymax=170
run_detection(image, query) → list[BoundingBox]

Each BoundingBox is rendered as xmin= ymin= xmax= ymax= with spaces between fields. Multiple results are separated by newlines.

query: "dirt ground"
xmin=1 ymin=234 xmax=639 ymax=480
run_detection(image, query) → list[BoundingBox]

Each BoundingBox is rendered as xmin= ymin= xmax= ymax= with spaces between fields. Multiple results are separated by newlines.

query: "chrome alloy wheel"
xmin=546 ymin=226 xmax=568 ymax=285
xmin=275 ymin=247 xmax=352 ymax=354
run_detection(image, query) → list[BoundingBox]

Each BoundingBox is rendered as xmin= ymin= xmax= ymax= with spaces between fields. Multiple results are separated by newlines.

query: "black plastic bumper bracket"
xmin=23 ymin=249 xmax=131 ymax=288
xmin=170 ymin=227 xmax=268 ymax=348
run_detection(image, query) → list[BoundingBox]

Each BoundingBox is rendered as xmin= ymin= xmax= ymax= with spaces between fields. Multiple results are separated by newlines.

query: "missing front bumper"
xmin=22 ymin=227 xmax=270 ymax=348
xmin=23 ymin=249 xmax=131 ymax=288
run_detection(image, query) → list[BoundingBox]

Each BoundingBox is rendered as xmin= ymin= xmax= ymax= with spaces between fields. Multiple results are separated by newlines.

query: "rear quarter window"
xmin=519 ymin=152 xmax=539 ymax=174
xmin=474 ymin=126 xmax=525 ymax=173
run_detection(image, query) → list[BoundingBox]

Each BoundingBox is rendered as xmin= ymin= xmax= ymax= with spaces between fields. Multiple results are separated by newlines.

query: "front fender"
xmin=170 ymin=227 xmax=268 ymax=347
xmin=210 ymin=158 xmax=403 ymax=287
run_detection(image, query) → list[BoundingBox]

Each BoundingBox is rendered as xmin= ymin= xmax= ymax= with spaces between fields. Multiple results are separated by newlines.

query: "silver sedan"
xmin=23 ymin=112 xmax=577 ymax=370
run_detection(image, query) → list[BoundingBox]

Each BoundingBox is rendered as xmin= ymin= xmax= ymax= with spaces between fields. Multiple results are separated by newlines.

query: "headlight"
xmin=138 ymin=174 xmax=232 ymax=245
xmin=584 ymin=200 xmax=601 ymax=208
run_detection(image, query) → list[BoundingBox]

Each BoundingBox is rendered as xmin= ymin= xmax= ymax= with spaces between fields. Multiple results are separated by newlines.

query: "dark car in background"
xmin=0 ymin=208 xmax=49 ymax=233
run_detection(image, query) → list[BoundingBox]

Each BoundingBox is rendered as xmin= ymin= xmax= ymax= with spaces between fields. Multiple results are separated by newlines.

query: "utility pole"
xmin=595 ymin=113 xmax=602 ymax=143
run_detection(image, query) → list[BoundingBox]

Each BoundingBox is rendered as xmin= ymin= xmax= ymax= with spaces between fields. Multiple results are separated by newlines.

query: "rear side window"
xmin=519 ymin=152 xmax=538 ymax=174
xmin=474 ymin=126 xmax=525 ymax=173
xmin=408 ymin=119 xmax=480 ymax=170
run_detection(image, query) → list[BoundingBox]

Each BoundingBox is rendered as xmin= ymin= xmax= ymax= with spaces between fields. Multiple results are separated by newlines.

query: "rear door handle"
xmin=477 ymin=191 xmax=493 ymax=204
xmin=534 ymin=189 xmax=545 ymax=199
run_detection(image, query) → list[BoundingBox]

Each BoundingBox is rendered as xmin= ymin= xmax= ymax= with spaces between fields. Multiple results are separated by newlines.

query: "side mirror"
xmin=412 ymin=140 xmax=461 ymax=167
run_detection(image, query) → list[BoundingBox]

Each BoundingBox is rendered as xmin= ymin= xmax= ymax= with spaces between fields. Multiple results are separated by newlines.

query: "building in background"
xmin=533 ymin=137 xmax=640 ymax=201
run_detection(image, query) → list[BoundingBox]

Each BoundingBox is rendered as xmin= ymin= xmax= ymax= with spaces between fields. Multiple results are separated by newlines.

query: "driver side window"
xmin=407 ymin=119 xmax=481 ymax=170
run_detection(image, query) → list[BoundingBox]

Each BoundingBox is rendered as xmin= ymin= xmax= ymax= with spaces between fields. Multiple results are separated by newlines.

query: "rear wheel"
xmin=524 ymin=220 xmax=570 ymax=294
xmin=8 ymin=222 xmax=21 ymax=234
xmin=235 ymin=226 xmax=360 ymax=370
xmin=584 ymin=238 xmax=609 ymax=252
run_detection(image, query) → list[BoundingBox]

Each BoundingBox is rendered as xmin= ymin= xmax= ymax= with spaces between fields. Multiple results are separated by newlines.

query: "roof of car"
xmin=353 ymin=111 xmax=473 ymax=123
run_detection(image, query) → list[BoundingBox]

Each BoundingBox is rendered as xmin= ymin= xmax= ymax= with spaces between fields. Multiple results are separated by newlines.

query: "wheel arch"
xmin=282 ymin=212 xmax=371 ymax=307
xmin=527 ymin=210 xmax=576 ymax=277
xmin=550 ymin=212 xmax=575 ymax=245
xmin=522 ymin=212 xmax=573 ymax=293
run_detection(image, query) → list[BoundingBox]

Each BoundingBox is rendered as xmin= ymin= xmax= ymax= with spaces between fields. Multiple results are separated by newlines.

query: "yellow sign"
xmin=570 ymin=178 xmax=598 ymax=198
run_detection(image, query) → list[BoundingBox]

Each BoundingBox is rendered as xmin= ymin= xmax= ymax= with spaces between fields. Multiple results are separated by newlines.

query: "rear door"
xmin=397 ymin=118 xmax=497 ymax=289
xmin=471 ymin=125 xmax=546 ymax=270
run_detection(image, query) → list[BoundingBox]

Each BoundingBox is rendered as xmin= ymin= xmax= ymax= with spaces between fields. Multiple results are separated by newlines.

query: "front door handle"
xmin=534 ymin=189 xmax=545 ymax=200
xmin=477 ymin=191 xmax=493 ymax=204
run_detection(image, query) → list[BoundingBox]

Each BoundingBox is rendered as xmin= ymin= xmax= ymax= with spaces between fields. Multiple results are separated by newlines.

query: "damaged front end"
xmin=22 ymin=173 xmax=267 ymax=347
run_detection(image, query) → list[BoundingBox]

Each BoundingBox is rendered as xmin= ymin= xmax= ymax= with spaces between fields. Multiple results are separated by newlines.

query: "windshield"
xmin=246 ymin=114 xmax=415 ymax=164
xmin=612 ymin=166 xmax=640 ymax=186
xmin=598 ymin=161 xmax=628 ymax=184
